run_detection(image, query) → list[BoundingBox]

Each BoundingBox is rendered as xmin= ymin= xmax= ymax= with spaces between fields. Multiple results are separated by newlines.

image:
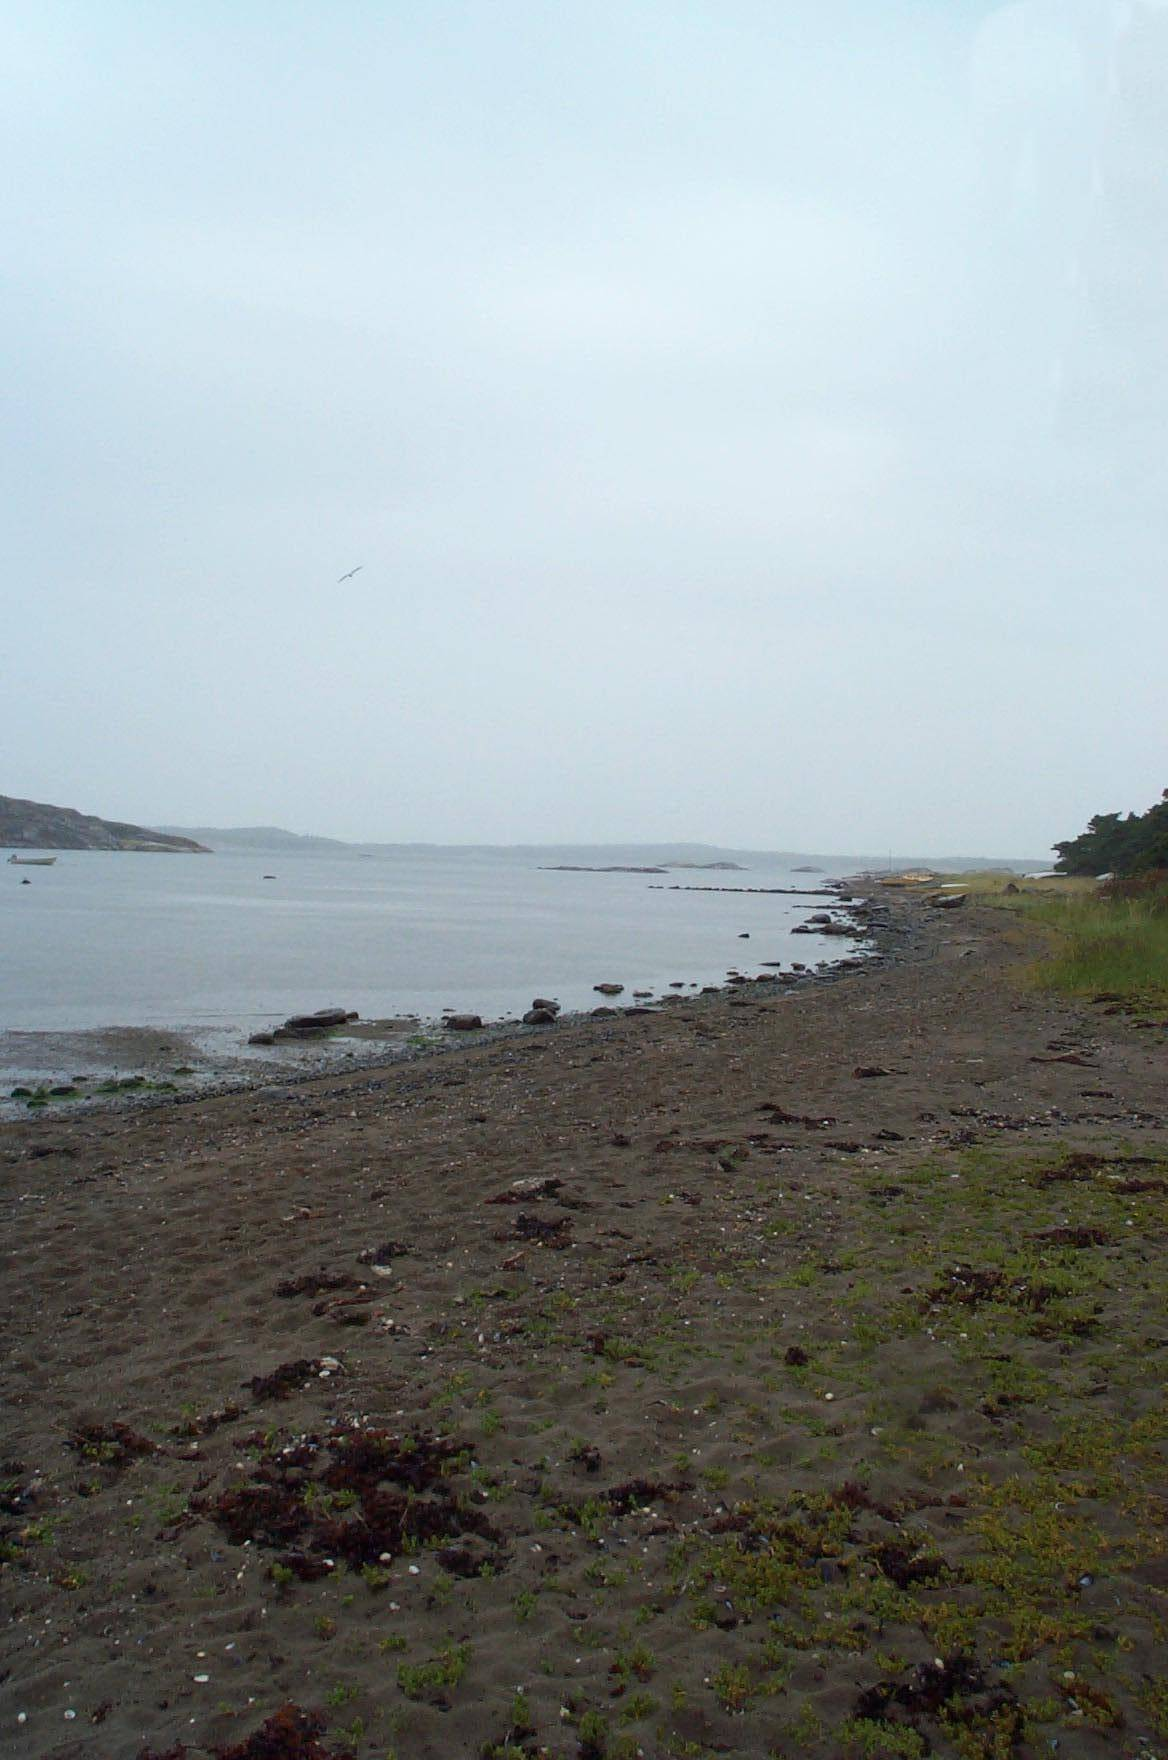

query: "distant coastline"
xmin=9 ymin=802 xmax=1050 ymax=871
xmin=160 ymin=823 xmax=1049 ymax=870
xmin=539 ymin=861 xmax=746 ymax=875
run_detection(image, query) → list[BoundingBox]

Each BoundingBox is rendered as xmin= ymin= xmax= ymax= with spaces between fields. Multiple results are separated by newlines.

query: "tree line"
xmin=1054 ymin=789 xmax=1168 ymax=876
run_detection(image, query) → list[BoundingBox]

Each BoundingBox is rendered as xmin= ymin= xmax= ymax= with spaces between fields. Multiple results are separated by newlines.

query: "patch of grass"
xmin=936 ymin=871 xmax=1094 ymax=899
xmin=396 ymin=1641 xmax=471 ymax=1700
xmin=576 ymin=1709 xmax=609 ymax=1757
xmin=710 ymin=1661 xmax=752 ymax=1713
xmin=618 ymin=1690 xmax=656 ymax=1722
xmin=1139 ymin=1675 xmax=1168 ymax=1737
xmin=986 ymin=882 xmax=1168 ymax=1007
xmin=17 ymin=1519 xmax=55 ymax=1547
xmin=509 ymin=1687 xmax=533 ymax=1733
xmin=838 ymin=1718 xmax=927 ymax=1759
xmin=610 ymin=1641 xmax=654 ymax=1687
xmin=149 ymin=1484 xmax=187 ymax=1526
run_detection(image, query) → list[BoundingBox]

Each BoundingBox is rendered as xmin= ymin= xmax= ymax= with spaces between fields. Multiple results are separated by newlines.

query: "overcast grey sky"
xmin=3 ymin=1 xmax=1165 ymax=854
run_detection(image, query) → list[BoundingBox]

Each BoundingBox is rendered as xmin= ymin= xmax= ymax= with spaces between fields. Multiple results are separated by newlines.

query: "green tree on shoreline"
xmin=1054 ymin=789 xmax=1168 ymax=876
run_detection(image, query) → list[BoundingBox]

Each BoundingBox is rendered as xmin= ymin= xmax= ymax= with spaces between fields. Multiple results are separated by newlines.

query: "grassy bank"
xmin=1015 ymin=891 xmax=1168 ymax=1008
xmin=923 ymin=874 xmax=1168 ymax=1012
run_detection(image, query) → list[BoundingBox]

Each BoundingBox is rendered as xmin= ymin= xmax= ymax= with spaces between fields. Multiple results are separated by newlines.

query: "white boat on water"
xmin=8 ymin=854 xmax=57 ymax=866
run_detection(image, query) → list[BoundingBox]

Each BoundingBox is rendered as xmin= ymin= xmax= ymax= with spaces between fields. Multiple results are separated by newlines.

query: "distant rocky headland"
xmin=0 ymin=794 xmax=209 ymax=853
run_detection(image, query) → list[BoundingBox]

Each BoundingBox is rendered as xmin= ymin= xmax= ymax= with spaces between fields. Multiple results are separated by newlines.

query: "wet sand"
xmin=2 ymin=893 xmax=1166 ymax=1758
xmin=0 ymin=1019 xmax=431 ymax=1112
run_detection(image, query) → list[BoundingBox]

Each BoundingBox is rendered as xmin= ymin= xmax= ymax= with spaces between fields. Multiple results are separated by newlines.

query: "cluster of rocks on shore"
xmin=444 ymin=997 xmax=563 ymax=1031
xmin=249 ymin=1008 xmax=359 ymax=1046
xmin=792 ymin=910 xmax=857 ymax=939
xmin=789 ymin=892 xmax=887 ymax=941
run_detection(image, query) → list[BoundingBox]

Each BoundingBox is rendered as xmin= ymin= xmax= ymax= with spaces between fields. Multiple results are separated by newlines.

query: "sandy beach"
xmin=2 ymin=891 xmax=1166 ymax=1759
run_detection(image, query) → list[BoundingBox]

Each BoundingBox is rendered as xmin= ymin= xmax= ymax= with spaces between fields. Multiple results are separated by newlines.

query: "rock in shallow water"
xmin=284 ymin=1008 xmax=351 ymax=1031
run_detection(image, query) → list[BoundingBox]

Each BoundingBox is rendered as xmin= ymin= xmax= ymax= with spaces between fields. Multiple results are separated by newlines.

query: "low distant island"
xmin=541 ymin=860 xmax=746 ymax=874
xmin=0 ymin=793 xmax=209 ymax=853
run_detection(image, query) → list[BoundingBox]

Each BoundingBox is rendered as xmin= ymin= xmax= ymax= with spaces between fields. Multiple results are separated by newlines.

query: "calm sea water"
xmin=0 ymin=847 xmax=863 ymax=1033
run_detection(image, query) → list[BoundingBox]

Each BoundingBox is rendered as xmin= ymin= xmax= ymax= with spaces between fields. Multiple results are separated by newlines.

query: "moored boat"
xmin=8 ymin=854 xmax=57 ymax=866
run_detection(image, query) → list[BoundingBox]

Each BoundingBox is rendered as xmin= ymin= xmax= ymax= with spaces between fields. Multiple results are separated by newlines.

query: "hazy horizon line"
xmin=158 ymin=822 xmax=1049 ymax=862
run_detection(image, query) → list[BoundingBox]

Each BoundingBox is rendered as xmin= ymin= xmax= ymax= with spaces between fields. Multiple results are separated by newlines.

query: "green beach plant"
xmin=396 ymin=1641 xmax=470 ymax=1700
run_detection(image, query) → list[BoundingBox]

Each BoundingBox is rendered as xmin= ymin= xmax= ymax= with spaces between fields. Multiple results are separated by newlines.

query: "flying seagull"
xmin=337 ymin=564 xmax=364 ymax=583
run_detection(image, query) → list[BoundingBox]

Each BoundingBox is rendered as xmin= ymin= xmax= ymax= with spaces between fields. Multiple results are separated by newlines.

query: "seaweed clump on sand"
xmin=852 ymin=1654 xmax=1024 ymax=1751
xmin=65 ymin=1420 xmax=157 ymax=1472
xmin=140 ymin=1702 xmax=356 ymax=1759
xmin=246 ymin=1361 xmax=323 ymax=1402
xmin=274 ymin=1271 xmax=361 ymax=1299
xmin=193 ymin=1424 xmax=503 ymax=1582
xmin=510 ymin=1212 xmax=573 ymax=1248
xmin=1035 ymin=1150 xmax=1160 ymax=1187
